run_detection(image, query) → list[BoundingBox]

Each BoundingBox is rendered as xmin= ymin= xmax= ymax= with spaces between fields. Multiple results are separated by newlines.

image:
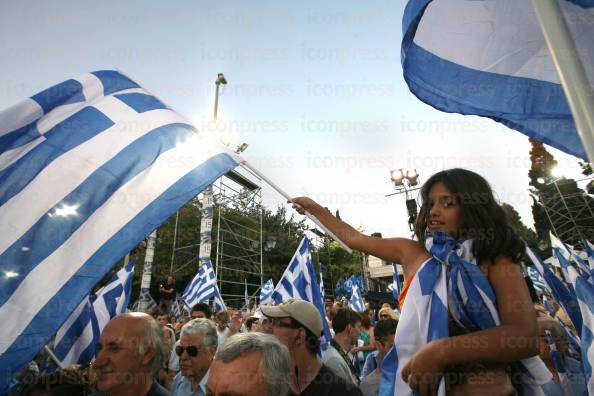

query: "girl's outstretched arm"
xmin=402 ymin=257 xmax=539 ymax=394
xmin=290 ymin=197 xmax=429 ymax=278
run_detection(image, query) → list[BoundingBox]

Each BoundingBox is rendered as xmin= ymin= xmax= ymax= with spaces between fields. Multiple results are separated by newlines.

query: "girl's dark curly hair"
xmin=413 ymin=168 xmax=524 ymax=265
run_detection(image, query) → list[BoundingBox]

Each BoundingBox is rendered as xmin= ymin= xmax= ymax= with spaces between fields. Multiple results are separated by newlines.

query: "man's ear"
xmin=141 ymin=346 xmax=156 ymax=367
xmin=208 ymin=345 xmax=218 ymax=360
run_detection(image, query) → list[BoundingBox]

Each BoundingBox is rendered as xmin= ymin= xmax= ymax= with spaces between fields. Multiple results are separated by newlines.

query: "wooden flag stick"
xmin=240 ymin=161 xmax=353 ymax=253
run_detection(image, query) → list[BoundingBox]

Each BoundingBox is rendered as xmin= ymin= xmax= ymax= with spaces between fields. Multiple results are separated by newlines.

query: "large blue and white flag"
xmin=182 ymin=259 xmax=226 ymax=311
xmin=0 ymin=70 xmax=241 ymax=391
xmin=260 ymin=278 xmax=274 ymax=305
xmin=272 ymin=237 xmax=332 ymax=350
xmin=558 ymin=251 xmax=594 ymax=395
xmin=349 ymin=284 xmax=365 ymax=313
xmin=52 ymin=260 xmax=135 ymax=369
xmin=401 ymin=0 xmax=594 ymax=159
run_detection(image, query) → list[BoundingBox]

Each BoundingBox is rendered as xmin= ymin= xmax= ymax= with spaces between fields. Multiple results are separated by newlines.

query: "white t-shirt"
xmin=216 ymin=327 xmax=230 ymax=346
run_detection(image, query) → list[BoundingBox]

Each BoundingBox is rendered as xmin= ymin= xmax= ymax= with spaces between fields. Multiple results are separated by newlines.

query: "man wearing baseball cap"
xmin=261 ymin=299 xmax=362 ymax=396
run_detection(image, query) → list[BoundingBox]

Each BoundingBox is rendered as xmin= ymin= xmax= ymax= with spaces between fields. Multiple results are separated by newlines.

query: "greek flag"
xmin=526 ymin=246 xmax=583 ymax=336
xmin=260 ymin=279 xmax=274 ymax=305
xmin=272 ymin=237 xmax=332 ymax=349
xmin=319 ymin=270 xmax=325 ymax=299
xmin=349 ymin=284 xmax=365 ymax=313
xmin=379 ymin=232 xmax=551 ymax=396
xmin=170 ymin=299 xmax=181 ymax=322
xmin=132 ymin=291 xmax=157 ymax=312
xmin=52 ymin=260 xmax=135 ymax=369
xmin=390 ymin=263 xmax=402 ymax=301
xmin=401 ymin=0 xmax=594 ymax=160
xmin=244 ymin=278 xmax=250 ymax=310
xmin=182 ymin=259 xmax=226 ymax=312
xmin=558 ymin=251 xmax=594 ymax=394
xmin=0 ymin=70 xmax=241 ymax=391
xmin=529 ymin=266 xmax=548 ymax=293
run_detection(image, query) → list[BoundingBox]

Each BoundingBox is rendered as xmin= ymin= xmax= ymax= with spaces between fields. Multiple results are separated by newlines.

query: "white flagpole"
xmin=240 ymin=161 xmax=353 ymax=253
xmin=44 ymin=346 xmax=65 ymax=370
xmin=531 ymin=0 xmax=594 ymax=163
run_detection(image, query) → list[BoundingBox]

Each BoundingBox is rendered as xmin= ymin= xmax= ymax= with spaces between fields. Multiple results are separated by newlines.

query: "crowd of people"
xmin=10 ymin=296 xmax=586 ymax=396
xmin=9 ymin=168 xmax=590 ymax=395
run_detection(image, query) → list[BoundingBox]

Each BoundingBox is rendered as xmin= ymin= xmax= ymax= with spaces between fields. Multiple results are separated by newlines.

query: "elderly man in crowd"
xmin=262 ymin=299 xmax=362 ymax=396
xmin=93 ymin=312 xmax=170 ymax=396
xmin=206 ymin=332 xmax=291 ymax=396
xmin=171 ymin=318 xmax=218 ymax=396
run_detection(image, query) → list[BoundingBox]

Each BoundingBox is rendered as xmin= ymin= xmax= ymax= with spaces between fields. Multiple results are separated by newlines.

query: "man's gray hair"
xmin=181 ymin=318 xmax=218 ymax=347
xmin=214 ymin=332 xmax=291 ymax=396
xmin=138 ymin=316 xmax=168 ymax=375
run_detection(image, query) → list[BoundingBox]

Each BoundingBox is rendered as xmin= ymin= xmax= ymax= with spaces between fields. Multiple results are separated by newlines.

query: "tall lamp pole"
xmin=387 ymin=169 xmax=420 ymax=231
xmin=199 ymin=73 xmax=227 ymax=311
xmin=213 ymin=73 xmax=227 ymax=122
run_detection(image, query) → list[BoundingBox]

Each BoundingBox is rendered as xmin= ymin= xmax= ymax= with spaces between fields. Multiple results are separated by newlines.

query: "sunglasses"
xmin=271 ymin=318 xmax=301 ymax=330
xmin=176 ymin=345 xmax=200 ymax=357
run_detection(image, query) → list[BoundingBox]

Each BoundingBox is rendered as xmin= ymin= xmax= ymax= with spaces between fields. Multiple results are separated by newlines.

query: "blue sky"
xmin=0 ymin=0 xmax=586 ymax=238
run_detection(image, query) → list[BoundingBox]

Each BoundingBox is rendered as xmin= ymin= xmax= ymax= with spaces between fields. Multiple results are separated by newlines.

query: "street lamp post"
xmin=213 ymin=73 xmax=227 ymax=122
xmin=387 ymin=169 xmax=420 ymax=231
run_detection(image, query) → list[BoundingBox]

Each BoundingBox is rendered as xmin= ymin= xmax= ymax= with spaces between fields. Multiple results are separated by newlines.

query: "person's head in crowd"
xmin=374 ymin=318 xmax=398 ymax=362
xmin=261 ymin=299 xmax=323 ymax=357
xmin=207 ymin=332 xmax=291 ymax=396
xmin=146 ymin=307 xmax=156 ymax=318
xmin=191 ymin=302 xmax=211 ymax=319
xmin=246 ymin=316 xmax=259 ymax=332
xmin=537 ymin=318 xmax=568 ymax=364
xmin=215 ymin=311 xmax=229 ymax=331
xmin=166 ymin=275 xmax=174 ymax=285
xmin=332 ymin=301 xmax=343 ymax=315
xmin=361 ymin=309 xmax=372 ymax=329
xmin=22 ymin=368 xmax=89 ymax=396
xmin=93 ymin=312 xmax=167 ymax=395
xmin=381 ymin=302 xmax=391 ymax=310
xmin=378 ymin=307 xmax=398 ymax=321
xmin=155 ymin=311 xmax=169 ymax=327
xmin=260 ymin=317 xmax=274 ymax=334
xmin=332 ymin=308 xmax=361 ymax=345
xmin=177 ymin=318 xmax=218 ymax=389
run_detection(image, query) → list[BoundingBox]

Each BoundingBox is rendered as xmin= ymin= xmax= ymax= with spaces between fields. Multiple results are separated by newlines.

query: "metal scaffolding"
xmin=537 ymin=176 xmax=594 ymax=245
xmin=167 ymin=169 xmax=263 ymax=308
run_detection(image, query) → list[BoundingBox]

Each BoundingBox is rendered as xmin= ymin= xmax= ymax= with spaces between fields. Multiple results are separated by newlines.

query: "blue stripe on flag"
xmin=114 ymin=93 xmax=168 ymax=113
xmin=0 ymin=152 xmax=238 ymax=387
xmin=567 ymin=0 xmax=594 ymax=7
xmin=30 ymin=79 xmax=85 ymax=113
xmin=91 ymin=70 xmax=139 ymax=95
xmin=0 ymin=122 xmax=197 ymax=307
xmin=0 ymin=122 xmax=41 ymax=153
xmin=0 ymin=107 xmax=114 ymax=207
xmin=403 ymin=42 xmax=584 ymax=159
xmin=427 ymin=293 xmax=448 ymax=342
